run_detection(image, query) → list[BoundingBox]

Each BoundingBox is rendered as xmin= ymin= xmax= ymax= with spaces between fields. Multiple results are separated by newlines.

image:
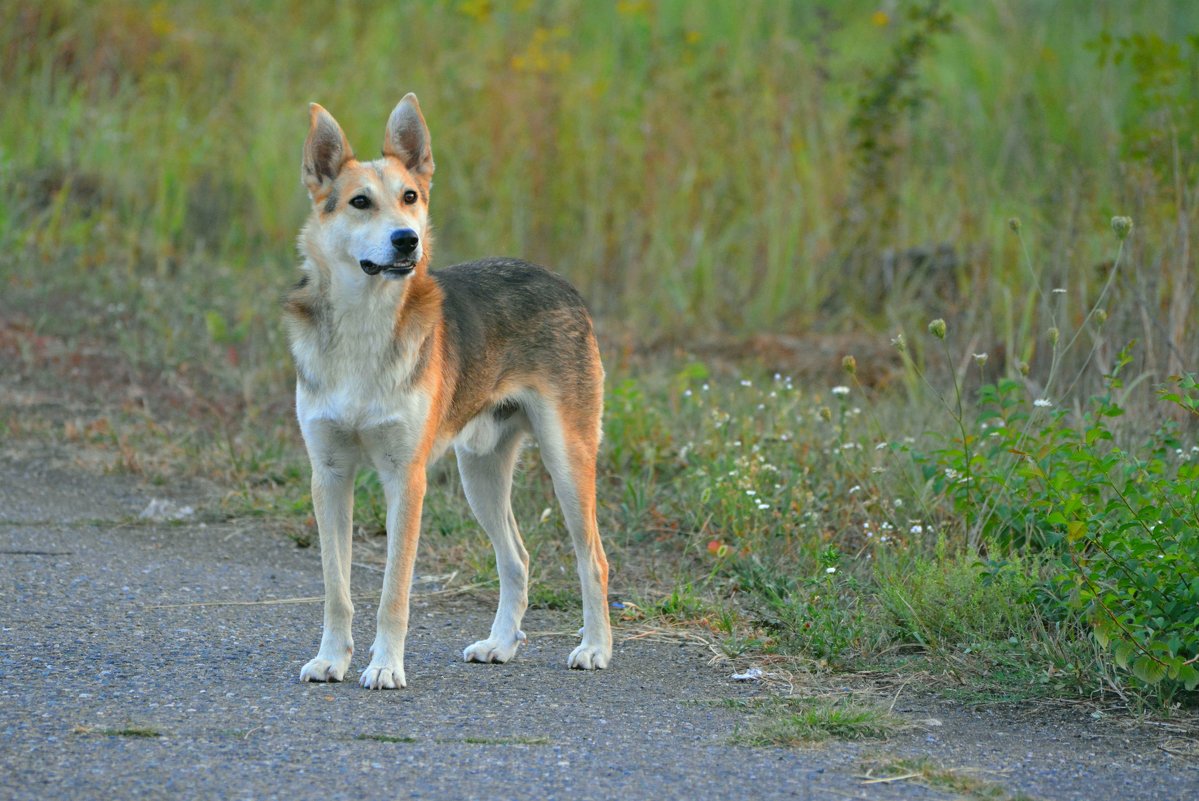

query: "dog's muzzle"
xmin=361 ymin=227 xmax=419 ymax=278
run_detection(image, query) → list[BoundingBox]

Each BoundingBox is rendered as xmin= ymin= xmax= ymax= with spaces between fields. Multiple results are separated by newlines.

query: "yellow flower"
xmin=872 ymin=10 xmax=890 ymax=26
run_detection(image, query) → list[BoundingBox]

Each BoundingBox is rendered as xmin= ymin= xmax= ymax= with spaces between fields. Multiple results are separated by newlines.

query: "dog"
xmin=283 ymin=94 xmax=612 ymax=689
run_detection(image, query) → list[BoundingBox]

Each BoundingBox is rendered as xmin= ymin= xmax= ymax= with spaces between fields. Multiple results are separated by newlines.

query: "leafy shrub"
xmin=911 ymin=335 xmax=1199 ymax=697
xmin=1058 ymin=374 xmax=1199 ymax=693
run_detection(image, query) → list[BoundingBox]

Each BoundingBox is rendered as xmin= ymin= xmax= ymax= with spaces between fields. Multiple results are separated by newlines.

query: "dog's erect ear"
xmin=383 ymin=93 xmax=434 ymax=178
xmin=302 ymin=103 xmax=354 ymax=197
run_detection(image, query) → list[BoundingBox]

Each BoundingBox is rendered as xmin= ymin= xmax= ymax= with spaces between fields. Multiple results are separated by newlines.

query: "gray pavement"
xmin=1 ymin=451 xmax=1196 ymax=800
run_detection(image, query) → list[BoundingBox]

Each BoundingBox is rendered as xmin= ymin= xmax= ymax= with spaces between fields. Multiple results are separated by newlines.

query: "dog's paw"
xmin=463 ymin=630 xmax=526 ymax=664
xmin=567 ymin=642 xmax=611 ymax=670
xmin=299 ymin=656 xmax=350 ymax=683
xmin=359 ymin=662 xmax=406 ymax=690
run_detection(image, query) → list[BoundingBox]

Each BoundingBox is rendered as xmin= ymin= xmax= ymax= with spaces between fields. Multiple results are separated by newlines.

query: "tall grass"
xmin=2 ymin=0 xmax=1195 ymax=360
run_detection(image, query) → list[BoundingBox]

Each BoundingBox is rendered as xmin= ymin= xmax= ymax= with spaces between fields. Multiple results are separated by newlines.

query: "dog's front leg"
xmin=359 ymin=430 xmax=426 ymax=689
xmin=299 ymin=423 xmax=358 ymax=683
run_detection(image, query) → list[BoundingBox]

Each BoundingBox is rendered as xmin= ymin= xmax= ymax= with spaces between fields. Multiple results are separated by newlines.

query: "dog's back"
xmin=433 ymin=257 xmax=604 ymax=440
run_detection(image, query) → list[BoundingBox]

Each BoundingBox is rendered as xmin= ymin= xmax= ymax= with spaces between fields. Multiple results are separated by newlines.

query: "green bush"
xmin=911 ymin=335 xmax=1199 ymax=697
xmin=1060 ymin=374 xmax=1199 ymax=693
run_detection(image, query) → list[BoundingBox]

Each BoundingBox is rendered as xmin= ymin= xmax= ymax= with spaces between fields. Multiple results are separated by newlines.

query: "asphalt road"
xmin=1 ymin=450 xmax=1196 ymax=801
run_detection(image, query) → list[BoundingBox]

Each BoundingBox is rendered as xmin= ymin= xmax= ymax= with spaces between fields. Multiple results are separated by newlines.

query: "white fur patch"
xmin=454 ymin=413 xmax=503 ymax=455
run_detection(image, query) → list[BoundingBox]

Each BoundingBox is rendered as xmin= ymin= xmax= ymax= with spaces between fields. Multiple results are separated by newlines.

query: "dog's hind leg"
xmin=528 ymin=397 xmax=612 ymax=670
xmin=299 ymin=424 xmax=358 ymax=683
xmin=458 ymin=422 xmax=530 ymax=664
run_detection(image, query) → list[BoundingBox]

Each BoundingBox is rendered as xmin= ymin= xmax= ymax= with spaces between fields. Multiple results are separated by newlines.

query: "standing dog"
xmin=284 ymin=94 xmax=611 ymax=689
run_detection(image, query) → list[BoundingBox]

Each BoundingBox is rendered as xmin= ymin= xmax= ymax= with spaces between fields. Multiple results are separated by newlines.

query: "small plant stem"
xmin=1061 ymin=239 xmax=1126 ymax=399
xmin=940 ymin=337 xmax=974 ymax=545
xmin=1015 ymin=228 xmax=1045 ymax=305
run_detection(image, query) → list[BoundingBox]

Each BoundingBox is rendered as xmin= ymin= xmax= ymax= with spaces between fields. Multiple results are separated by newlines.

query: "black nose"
xmin=391 ymin=228 xmax=419 ymax=256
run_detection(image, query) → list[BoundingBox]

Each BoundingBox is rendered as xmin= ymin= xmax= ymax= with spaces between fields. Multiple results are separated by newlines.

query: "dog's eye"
xmin=402 ymin=190 xmax=418 ymax=205
xmin=349 ymin=195 xmax=372 ymax=210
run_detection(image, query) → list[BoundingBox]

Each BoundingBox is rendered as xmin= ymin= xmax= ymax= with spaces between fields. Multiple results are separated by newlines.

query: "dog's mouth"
xmin=360 ymin=259 xmax=416 ymax=278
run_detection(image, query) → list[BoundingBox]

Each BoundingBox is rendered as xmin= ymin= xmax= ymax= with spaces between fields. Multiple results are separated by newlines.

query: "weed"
xmin=873 ymin=544 xmax=1036 ymax=657
xmin=355 ymin=734 xmax=418 ymax=744
xmin=731 ymin=697 xmax=899 ymax=745
xmin=861 ymin=757 xmax=1037 ymax=801
xmin=460 ymin=736 xmax=551 ymax=746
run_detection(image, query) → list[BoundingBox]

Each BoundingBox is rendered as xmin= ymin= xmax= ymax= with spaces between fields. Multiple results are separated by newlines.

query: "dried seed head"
xmin=1111 ymin=216 xmax=1133 ymax=240
xmin=842 ymin=354 xmax=857 ymax=375
xmin=1048 ymin=326 xmax=1060 ymax=346
xmin=1018 ymin=360 xmax=1030 ymax=377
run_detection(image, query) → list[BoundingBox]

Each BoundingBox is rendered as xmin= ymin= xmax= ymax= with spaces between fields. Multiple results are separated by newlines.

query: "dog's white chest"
xmin=295 ymin=342 xmax=428 ymax=430
xmin=291 ymin=297 xmax=428 ymax=432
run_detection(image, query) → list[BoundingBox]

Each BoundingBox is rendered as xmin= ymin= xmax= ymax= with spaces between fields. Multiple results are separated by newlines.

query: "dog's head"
xmin=300 ymin=94 xmax=434 ymax=280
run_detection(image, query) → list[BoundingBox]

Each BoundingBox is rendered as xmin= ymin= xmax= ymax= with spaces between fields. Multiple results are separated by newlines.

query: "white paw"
xmin=359 ymin=662 xmax=406 ymax=690
xmin=463 ymin=630 xmax=526 ymax=664
xmin=568 ymin=642 xmax=611 ymax=670
xmin=299 ymin=655 xmax=350 ymax=683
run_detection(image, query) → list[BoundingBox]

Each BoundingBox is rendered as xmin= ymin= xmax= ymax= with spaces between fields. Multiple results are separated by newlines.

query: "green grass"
xmin=728 ymin=697 xmax=899 ymax=745
xmin=528 ymin=583 xmax=582 ymax=611
xmin=3 ymin=1 xmax=1196 ymax=347
xmin=460 ymin=736 xmax=552 ymax=746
